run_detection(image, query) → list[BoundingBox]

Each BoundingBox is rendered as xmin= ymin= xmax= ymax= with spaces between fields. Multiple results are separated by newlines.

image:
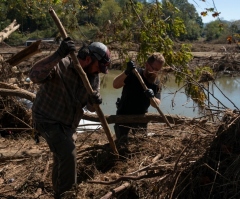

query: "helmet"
xmin=88 ymin=42 xmax=111 ymax=74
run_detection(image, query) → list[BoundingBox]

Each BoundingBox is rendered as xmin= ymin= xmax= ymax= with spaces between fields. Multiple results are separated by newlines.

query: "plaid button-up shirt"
xmin=32 ymin=57 xmax=99 ymax=130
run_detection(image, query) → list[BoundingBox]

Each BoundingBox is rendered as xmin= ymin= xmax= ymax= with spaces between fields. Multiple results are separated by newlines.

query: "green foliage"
xmin=204 ymin=20 xmax=229 ymax=41
xmin=0 ymin=0 xmax=215 ymax=107
xmin=185 ymin=67 xmax=213 ymax=106
xmin=100 ymin=1 xmax=192 ymax=66
xmin=162 ymin=0 xmax=203 ymax=41
xmin=95 ymin=0 xmax=121 ymax=26
xmin=5 ymin=32 xmax=28 ymax=46
xmin=97 ymin=0 xmax=214 ymax=106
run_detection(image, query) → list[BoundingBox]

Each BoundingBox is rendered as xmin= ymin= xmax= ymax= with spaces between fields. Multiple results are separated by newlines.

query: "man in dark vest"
xmin=113 ymin=53 xmax=165 ymax=142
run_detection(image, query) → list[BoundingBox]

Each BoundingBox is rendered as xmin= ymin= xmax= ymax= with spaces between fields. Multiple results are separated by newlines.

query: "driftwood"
xmin=88 ymin=172 xmax=168 ymax=185
xmin=0 ymin=88 xmax=36 ymax=102
xmin=6 ymin=40 xmax=42 ymax=66
xmin=100 ymin=182 xmax=130 ymax=199
xmin=82 ymin=112 xmax=191 ymax=124
xmin=0 ymin=19 xmax=20 ymax=43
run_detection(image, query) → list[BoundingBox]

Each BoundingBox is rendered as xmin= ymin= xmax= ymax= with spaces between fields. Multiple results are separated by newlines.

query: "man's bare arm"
xmin=112 ymin=71 xmax=126 ymax=89
xmin=29 ymin=52 xmax=62 ymax=83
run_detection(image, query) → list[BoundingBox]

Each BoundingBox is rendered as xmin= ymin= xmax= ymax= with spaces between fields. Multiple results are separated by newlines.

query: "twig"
xmin=77 ymin=127 xmax=102 ymax=149
xmin=208 ymin=153 xmax=221 ymax=199
xmin=5 ymin=110 xmax=32 ymax=128
xmin=12 ymin=139 xmax=28 ymax=157
xmin=152 ymin=154 xmax=162 ymax=163
xmin=195 ymin=124 xmax=212 ymax=134
xmin=171 ymin=65 xmax=228 ymax=109
xmin=128 ymin=157 xmax=162 ymax=176
xmin=227 ymin=115 xmax=240 ymax=128
xmin=174 ymin=142 xmax=190 ymax=172
xmin=34 ymin=154 xmax=50 ymax=198
xmin=170 ymin=171 xmax=182 ymax=199
xmin=213 ymin=81 xmax=239 ymax=110
xmin=88 ymin=172 xmax=168 ymax=185
xmin=100 ymin=182 xmax=130 ymax=199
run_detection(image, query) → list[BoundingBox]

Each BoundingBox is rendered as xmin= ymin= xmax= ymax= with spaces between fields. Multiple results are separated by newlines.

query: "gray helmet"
xmin=88 ymin=42 xmax=110 ymax=74
xmin=89 ymin=42 xmax=110 ymax=62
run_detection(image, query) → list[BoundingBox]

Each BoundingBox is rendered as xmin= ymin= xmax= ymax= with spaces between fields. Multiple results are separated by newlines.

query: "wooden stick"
xmin=132 ymin=69 xmax=172 ymax=129
xmin=88 ymin=173 xmax=168 ymax=185
xmin=100 ymin=182 xmax=130 ymax=199
xmin=48 ymin=8 xmax=118 ymax=157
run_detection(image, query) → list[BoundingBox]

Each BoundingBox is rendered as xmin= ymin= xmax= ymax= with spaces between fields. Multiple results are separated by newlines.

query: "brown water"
xmin=100 ymin=70 xmax=240 ymax=118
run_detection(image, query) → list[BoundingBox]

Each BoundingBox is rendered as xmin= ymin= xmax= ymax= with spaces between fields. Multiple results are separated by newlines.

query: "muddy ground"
xmin=0 ymin=42 xmax=240 ymax=199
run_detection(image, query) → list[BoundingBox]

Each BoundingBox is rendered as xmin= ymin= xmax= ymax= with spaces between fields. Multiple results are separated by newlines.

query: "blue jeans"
xmin=34 ymin=122 xmax=77 ymax=197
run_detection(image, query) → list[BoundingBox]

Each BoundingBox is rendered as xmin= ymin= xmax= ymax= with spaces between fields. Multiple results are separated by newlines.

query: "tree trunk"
xmin=0 ymin=20 xmax=20 ymax=43
xmin=82 ymin=112 xmax=190 ymax=124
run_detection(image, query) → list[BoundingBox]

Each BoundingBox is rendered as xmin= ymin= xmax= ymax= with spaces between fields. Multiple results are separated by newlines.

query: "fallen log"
xmin=0 ymin=19 xmax=20 ymax=43
xmin=0 ymin=88 xmax=36 ymax=102
xmin=82 ymin=112 xmax=191 ymax=124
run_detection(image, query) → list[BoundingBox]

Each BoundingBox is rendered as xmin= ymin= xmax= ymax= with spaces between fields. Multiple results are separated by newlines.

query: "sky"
xmin=188 ymin=0 xmax=239 ymax=23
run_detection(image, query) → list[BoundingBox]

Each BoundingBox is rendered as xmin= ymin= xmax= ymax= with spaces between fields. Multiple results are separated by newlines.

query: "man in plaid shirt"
xmin=29 ymin=38 xmax=110 ymax=199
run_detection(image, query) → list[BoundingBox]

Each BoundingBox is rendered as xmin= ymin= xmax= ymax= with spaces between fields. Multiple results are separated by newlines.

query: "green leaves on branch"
xmin=99 ymin=0 xmax=215 ymax=107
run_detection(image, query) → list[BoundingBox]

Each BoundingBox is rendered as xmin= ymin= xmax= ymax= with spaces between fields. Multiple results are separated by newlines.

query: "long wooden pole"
xmin=132 ymin=69 xmax=172 ymax=129
xmin=49 ymin=8 xmax=118 ymax=156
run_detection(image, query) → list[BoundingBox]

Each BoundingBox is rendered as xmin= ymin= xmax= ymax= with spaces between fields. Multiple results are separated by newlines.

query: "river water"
xmin=99 ymin=70 xmax=240 ymax=118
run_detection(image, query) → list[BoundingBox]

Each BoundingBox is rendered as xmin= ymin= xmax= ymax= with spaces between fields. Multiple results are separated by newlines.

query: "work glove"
xmin=88 ymin=91 xmax=102 ymax=105
xmin=124 ymin=61 xmax=136 ymax=75
xmin=144 ymin=89 xmax=154 ymax=98
xmin=56 ymin=37 xmax=76 ymax=58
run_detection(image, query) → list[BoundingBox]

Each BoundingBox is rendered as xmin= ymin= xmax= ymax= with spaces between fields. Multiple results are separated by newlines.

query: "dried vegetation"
xmin=0 ymin=42 xmax=240 ymax=199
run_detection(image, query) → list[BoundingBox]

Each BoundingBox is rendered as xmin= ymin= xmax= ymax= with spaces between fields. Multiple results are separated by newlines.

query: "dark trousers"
xmin=35 ymin=122 xmax=77 ymax=197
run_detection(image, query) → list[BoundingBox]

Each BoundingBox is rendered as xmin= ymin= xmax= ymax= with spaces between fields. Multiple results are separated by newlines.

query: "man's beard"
xmin=83 ymin=61 xmax=95 ymax=74
xmin=144 ymin=70 xmax=157 ymax=83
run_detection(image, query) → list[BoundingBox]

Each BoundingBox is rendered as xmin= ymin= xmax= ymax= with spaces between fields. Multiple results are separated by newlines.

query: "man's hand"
xmin=144 ymin=89 xmax=154 ymax=98
xmin=56 ymin=37 xmax=76 ymax=58
xmin=88 ymin=91 xmax=102 ymax=105
xmin=124 ymin=61 xmax=136 ymax=75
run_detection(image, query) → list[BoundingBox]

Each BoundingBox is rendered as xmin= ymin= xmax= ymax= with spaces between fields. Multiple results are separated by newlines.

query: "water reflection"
xmin=100 ymin=70 xmax=240 ymax=118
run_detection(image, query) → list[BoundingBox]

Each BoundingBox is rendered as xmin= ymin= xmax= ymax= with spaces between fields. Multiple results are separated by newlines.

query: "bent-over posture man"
xmin=113 ymin=53 xmax=165 ymax=142
xmin=29 ymin=38 xmax=110 ymax=199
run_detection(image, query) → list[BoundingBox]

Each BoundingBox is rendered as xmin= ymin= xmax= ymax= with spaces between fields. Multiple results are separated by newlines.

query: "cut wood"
xmin=0 ymin=19 xmax=20 ymax=43
xmin=100 ymin=182 xmax=130 ymax=199
xmin=6 ymin=40 xmax=42 ymax=66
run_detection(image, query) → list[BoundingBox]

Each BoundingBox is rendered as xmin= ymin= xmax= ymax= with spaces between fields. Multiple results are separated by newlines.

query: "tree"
xmin=95 ymin=0 xmax=121 ymax=26
xmin=162 ymin=0 xmax=203 ymax=40
xmin=96 ymin=1 xmax=211 ymax=106
xmin=204 ymin=20 xmax=228 ymax=41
